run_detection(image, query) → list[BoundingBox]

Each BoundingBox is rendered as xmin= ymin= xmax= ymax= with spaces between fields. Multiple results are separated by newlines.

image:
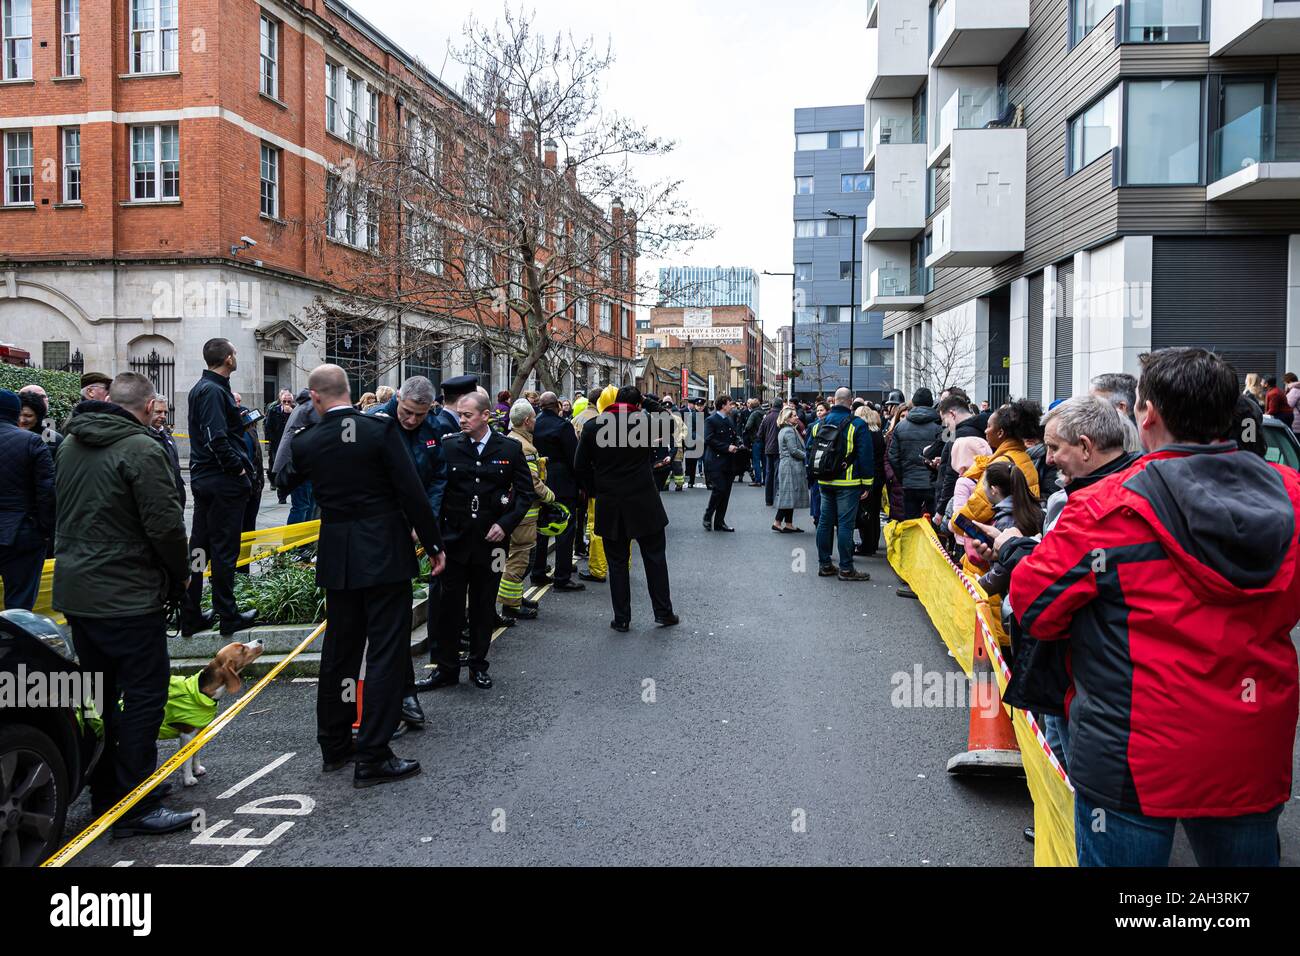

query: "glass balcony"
xmin=867 ymin=116 xmax=916 ymax=170
xmin=1209 ymin=103 xmax=1300 ymax=201
xmin=866 ymin=267 xmax=925 ymax=310
xmin=929 ymin=85 xmax=1002 ymax=168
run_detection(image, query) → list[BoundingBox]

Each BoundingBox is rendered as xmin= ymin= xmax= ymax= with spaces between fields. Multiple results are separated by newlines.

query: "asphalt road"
xmin=66 ymin=481 xmax=1300 ymax=867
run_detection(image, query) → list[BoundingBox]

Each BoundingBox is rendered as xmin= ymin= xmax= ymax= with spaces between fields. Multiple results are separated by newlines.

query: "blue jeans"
xmin=816 ymin=485 xmax=860 ymax=572
xmin=751 ymin=445 xmax=765 ymax=483
xmin=1043 ymin=713 xmax=1069 ymax=775
xmin=809 ymin=480 xmax=821 ymax=524
xmin=1074 ymin=793 xmax=1283 ymax=867
xmin=288 ymin=481 xmax=316 ymax=525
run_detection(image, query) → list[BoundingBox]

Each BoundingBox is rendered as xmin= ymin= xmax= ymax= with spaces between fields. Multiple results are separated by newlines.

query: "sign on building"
xmin=683 ymin=309 xmax=713 ymax=328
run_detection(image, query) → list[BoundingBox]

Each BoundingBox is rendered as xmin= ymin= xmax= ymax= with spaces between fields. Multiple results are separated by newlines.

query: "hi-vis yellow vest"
xmin=812 ymin=417 xmax=873 ymax=488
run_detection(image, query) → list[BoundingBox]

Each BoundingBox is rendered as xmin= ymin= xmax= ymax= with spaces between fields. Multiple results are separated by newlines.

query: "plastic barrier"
xmin=886 ymin=517 xmax=1077 ymax=867
xmin=0 ymin=521 xmax=323 ymax=625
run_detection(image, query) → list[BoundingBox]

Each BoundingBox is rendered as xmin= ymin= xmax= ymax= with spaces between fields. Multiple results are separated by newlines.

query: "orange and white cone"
xmin=947 ymin=620 xmax=1022 ymax=776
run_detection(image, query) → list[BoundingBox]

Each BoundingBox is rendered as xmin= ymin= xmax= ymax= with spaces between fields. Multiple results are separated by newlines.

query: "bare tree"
xmin=301 ymin=4 xmax=712 ymax=396
xmin=803 ymin=324 xmax=840 ymax=397
xmin=906 ymin=315 xmax=975 ymax=395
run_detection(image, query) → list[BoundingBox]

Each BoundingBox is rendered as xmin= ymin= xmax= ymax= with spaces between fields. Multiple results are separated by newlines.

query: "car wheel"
xmin=0 ymin=725 xmax=69 ymax=867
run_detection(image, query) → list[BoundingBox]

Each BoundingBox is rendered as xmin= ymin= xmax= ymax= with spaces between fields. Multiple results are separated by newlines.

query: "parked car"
xmin=0 ymin=609 xmax=103 ymax=867
xmin=1263 ymin=416 xmax=1300 ymax=471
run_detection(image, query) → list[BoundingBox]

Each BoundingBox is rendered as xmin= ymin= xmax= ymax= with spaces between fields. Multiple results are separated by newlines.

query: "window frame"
xmin=129 ymin=124 xmax=179 ymax=202
xmin=259 ymin=142 xmax=279 ymax=219
xmin=841 ymin=172 xmax=873 ymax=193
xmin=1068 ymin=0 xmax=1121 ymax=49
xmin=794 ymin=262 xmax=813 ymax=282
xmin=1 ymin=0 xmax=32 ymax=80
xmin=795 ymin=175 xmax=814 ymax=195
xmin=325 ymin=61 xmax=340 ymax=135
xmin=60 ymin=0 xmax=79 ymax=76
xmin=62 ymin=126 xmax=80 ymax=204
xmin=259 ymin=14 xmax=278 ymax=99
xmin=1121 ymin=76 xmax=1205 ymax=187
xmin=129 ymin=0 xmax=179 ymax=75
xmin=3 ymin=128 xmax=33 ymax=205
xmin=1067 ymin=83 xmax=1122 ymax=176
xmin=1120 ymin=0 xmax=1207 ymax=46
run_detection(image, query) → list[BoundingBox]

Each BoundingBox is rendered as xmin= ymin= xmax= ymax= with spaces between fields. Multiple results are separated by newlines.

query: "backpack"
xmin=809 ymin=418 xmax=849 ymax=481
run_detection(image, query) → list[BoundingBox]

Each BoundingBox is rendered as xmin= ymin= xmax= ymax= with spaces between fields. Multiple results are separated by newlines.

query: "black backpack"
xmin=809 ymin=419 xmax=848 ymax=481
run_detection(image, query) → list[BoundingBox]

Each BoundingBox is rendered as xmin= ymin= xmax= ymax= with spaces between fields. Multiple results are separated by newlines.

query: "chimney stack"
xmin=543 ymin=138 xmax=558 ymax=170
xmin=494 ymin=98 xmax=509 ymax=135
xmin=564 ymin=156 xmax=577 ymax=187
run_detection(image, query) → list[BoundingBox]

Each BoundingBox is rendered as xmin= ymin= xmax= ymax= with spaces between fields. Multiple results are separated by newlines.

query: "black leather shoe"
xmin=322 ymin=747 xmax=358 ymax=772
xmin=471 ymin=671 xmax=493 ymax=690
xmin=896 ymin=586 xmax=919 ymax=600
xmin=714 ymin=523 xmax=735 ymax=533
xmin=180 ymin=609 xmax=215 ymax=637
xmin=220 ymin=609 xmax=258 ymax=636
xmin=553 ymin=580 xmax=586 ymax=592
xmin=503 ymin=605 xmax=538 ymax=621
xmin=655 ymin=613 xmax=681 ymax=628
xmin=415 ymin=669 xmax=459 ymax=692
xmin=610 ymin=620 xmax=630 ymax=633
xmin=112 ymin=806 xmax=199 ymax=838
xmin=530 ymin=575 xmax=554 ymax=586
xmin=521 ymin=598 xmax=539 ymax=610
xmin=400 ymin=695 xmax=426 ymax=726
xmin=354 ymin=757 xmax=421 ymax=789
xmin=494 ymin=613 xmax=517 ymax=628
xmin=577 ymin=571 xmax=605 ymax=583
xmin=702 ymin=518 xmax=713 ymax=531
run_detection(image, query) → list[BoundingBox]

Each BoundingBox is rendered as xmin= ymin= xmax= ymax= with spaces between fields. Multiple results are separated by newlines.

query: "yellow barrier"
xmin=0 ymin=521 xmax=322 ymax=625
xmin=886 ymin=517 xmax=1077 ymax=867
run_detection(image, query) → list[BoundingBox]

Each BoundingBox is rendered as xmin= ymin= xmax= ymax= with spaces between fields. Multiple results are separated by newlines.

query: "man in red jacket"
xmin=1010 ymin=347 xmax=1300 ymax=867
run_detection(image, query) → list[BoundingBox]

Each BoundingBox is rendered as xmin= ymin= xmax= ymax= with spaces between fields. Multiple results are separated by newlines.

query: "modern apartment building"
xmin=791 ymin=104 xmax=894 ymax=401
xmin=0 ymin=0 xmax=635 ymax=429
xmin=867 ymin=0 xmax=1300 ymax=408
xmin=657 ymin=265 xmax=760 ymax=312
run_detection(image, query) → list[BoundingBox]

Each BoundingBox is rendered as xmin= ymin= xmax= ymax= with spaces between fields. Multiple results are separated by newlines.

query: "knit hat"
xmin=0 ymin=389 xmax=20 ymax=424
xmin=597 ymin=385 xmax=618 ymax=413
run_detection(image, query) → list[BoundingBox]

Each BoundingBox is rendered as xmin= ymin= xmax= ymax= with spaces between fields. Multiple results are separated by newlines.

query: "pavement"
xmin=65 ymin=479 xmax=1300 ymax=867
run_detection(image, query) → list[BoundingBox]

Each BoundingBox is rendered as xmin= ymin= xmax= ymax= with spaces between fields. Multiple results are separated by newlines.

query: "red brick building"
xmin=0 ymin=0 xmax=635 ymax=426
xmin=645 ymin=304 xmax=763 ymax=398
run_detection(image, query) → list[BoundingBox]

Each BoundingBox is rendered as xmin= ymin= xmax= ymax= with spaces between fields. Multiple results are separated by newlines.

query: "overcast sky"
xmin=355 ymin=0 xmax=868 ymax=331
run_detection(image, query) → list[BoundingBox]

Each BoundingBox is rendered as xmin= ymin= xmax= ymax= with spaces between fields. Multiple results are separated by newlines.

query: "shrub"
xmin=0 ymin=365 xmax=83 ymax=425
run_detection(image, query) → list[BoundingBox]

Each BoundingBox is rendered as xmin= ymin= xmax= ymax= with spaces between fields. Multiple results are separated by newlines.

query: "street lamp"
xmin=824 ymin=210 xmax=859 ymax=396
xmin=763 ymin=270 xmax=795 ymax=401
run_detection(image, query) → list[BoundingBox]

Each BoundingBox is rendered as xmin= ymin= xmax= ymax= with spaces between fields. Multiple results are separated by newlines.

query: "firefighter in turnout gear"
xmin=498 ymin=400 xmax=554 ymax=623
xmin=424 ymin=391 xmax=535 ymax=690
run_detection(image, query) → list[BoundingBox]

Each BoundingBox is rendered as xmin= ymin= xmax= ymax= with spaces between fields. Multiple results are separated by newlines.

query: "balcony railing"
xmin=1209 ymin=102 xmax=1300 ymax=200
xmin=930 ymin=85 xmax=1003 ymax=167
xmin=866 ymin=266 xmax=926 ymax=310
xmin=867 ymin=116 xmax=916 ymax=170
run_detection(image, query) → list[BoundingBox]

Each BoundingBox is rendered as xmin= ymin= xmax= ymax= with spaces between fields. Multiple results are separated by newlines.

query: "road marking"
xmin=218 ymin=752 xmax=296 ymax=800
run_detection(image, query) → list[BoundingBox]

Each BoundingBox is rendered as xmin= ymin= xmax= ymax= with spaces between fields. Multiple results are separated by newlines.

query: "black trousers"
xmin=320 ymin=581 xmax=411 ymax=765
xmin=704 ymin=471 xmax=733 ymax=527
xmin=531 ymin=495 xmax=577 ymax=583
xmin=764 ymin=454 xmax=779 ymax=506
xmin=605 ymin=530 xmax=673 ymax=624
xmin=436 ymin=557 xmax=500 ymax=674
xmin=685 ymin=456 xmax=699 ymax=486
xmin=858 ymin=483 xmax=883 ymax=555
xmin=67 ymin=612 xmax=169 ymax=817
xmin=902 ymin=488 xmax=935 ymax=521
xmin=187 ymin=473 xmax=250 ymax=621
xmin=236 ymin=484 xmax=262 ymax=576
xmin=0 ymin=540 xmax=45 ymax=610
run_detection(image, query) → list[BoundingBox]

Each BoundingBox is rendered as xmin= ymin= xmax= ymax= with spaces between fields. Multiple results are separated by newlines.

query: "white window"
xmin=325 ymin=62 xmax=340 ymax=134
xmin=130 ymin=0 xmax=179 ymax=74
xmin=61 ymin=0 xmax=79 ymax=76
xmin=259 ymin=143 xmax=278 ymax=218
xmin=795 ymin=175 xmax=813 ymax=195
xmin=1069 ymin=85 xmax=1120 ymax=174
xmin=326 ymin=173 xmax=374 ymax=249
xmin=3 ymin=129 xmax=32 ymax=205
xmin=599 ymin=300 xmax=612 ymax=333
xmin=130 ymin=124 xmax=179 ymax=201
xmin=259 ymin=15 xmax=277 ymax=98
xmin=2 ymin=0 xmax=31 ymax=80
xmin=467 ymin=243 xmax=492 ymax=286
xmin=364 ymin=190 xmax=378 ymax=249
xmin=796 ymin=132 xmax=827 ymax=151
xmin=406 ymin=112 xmax=435 ymax=173
xmin=345 ymin=74 xmax=363 ymax=143
xmin=62 ymin=127 xmax=80 ymax=203
xmin=621 ymin=307 xmax=630 ymax=339
xmin=408 ymin=211 xmax=443 ymax=274
xmin=365 ymin=88 xmax=379 ymax=152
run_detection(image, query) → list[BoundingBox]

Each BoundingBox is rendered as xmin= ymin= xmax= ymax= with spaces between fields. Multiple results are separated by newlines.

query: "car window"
xmin=1263 ymin=423 xmax=1300 ymax=470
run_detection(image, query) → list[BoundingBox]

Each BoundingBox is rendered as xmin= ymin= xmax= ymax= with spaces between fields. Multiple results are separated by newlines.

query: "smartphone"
xmin=954 ymin=515 xmax=995 ymax=548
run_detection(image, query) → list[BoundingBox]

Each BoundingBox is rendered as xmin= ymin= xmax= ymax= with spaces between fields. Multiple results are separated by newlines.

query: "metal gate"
xmin=129 ymin=349 xmax=176 ymax=425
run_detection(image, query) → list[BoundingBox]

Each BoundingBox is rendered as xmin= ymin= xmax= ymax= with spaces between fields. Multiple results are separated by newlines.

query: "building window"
xmin=408 ymin=211 xmax=443 ymax=275
xmin=1214 ymin=77 xmax=1273 ymax=183
xmin=3 ymin=129 xmax=32 ymax=204
xmin=795 ymin=175 xmax=814 ymax=195
xmin=1125 ymin=78 xmax=1202 ymax=185
xmin=839 ymin=261 xmax=862 ymax=282
xmin=259 ymin=143 xmax=278 ymax=218
xmin=795 ymin=218 xmax=854 ymax=238
xmin=1125 ymin=0 xmax=1203 ymax=44
xmin=346 ymin=74 xmax=362 ymax=142
xmin=794 ymin=262 xmax=813 ymax=281
xmin=62 ymin=127 xmax=80 ymax=203
xmin=828 ymin=130 xmax=864 ymax=149
xmin=621 ymin=307 xmax=631 ymax=338
xmin=43 ymin=341 xmax=70 ymax=370
xmin=1 ymin=0 xmax=31 ymax=80
xmin=839 ymin=349 xmax=851 ymax=367
xmin=130 ymin=124 xmax=179 ymax=200
xmin=326 ymin=174 xmax=377 ymax=249
xmin=466 ymin=243 xmax=492 ymax=287
xmin=130 ymin=0 xmax=179 ymax=74
xmin=364 ymin=190 xmax=378 ymax=249
xmin=60 ymin=0 xmax=79 ymax=75
xmin=259 ymin=14 xmax=278 ymax=98
xmin=365 ymin=88 xmax=379 ymax=153
xmin=1069 ymin=85 xmax=1120 ymax=174
xmin=796 ymin=132 xmax=827 ymax=151
xmin=599 ymin=299 xmax=612 ymax=333
xmin=925 ymin=166 xmax=939 ymax=216
xmin=794 ymin=348 xmax=812 ymax=366
xmin=841 ymin=173 xmax=872 ymax=192
xmin=1071 ymin=0 xmax=1120 ymax=46
xmin=325 ymin=62 xmax=340 ymax=134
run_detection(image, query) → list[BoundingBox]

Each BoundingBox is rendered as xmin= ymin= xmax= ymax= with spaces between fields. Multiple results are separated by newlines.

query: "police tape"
xmin=41 ymin=619 xmax=328 ymax=867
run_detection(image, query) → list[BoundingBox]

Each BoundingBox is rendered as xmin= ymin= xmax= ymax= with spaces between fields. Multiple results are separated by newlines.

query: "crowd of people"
xmin=2 ymin=340 xmax=1298 ymax=867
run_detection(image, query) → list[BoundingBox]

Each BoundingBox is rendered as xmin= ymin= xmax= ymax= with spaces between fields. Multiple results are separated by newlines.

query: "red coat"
xmin=1010 ymin=444 xmax=1300 ymax=818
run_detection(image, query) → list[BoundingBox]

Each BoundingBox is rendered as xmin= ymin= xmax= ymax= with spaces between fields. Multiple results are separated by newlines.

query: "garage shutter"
xmin=1054 ymin=260 xmax=1074 ymax=401
xmin=1152 ymin=237 xmax=1288 ymax=381
xmin=1027 ymin=272 xmax=1044 ymax=403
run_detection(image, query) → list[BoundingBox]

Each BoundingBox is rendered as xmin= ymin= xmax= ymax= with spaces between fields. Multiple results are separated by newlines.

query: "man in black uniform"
xmin=703 ymin=396 xmax=740 ymax=532
xmin=278 ymin=365 xmax=446 ymax=788
xmin=425 ymin=390 xmax=534 ymax=691
xmin=529 ymin=391 xmax=584 ymax=592
xmin=183 ymin=338 xmax=257 ymax=637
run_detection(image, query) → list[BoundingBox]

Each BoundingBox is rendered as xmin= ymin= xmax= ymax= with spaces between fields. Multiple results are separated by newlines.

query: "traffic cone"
xmin=947 ymin=616 xmax=1022 ymax=776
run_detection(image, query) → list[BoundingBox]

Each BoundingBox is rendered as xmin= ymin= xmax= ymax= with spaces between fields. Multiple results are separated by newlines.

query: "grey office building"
xmin=791 ymin=104 xmax=895 ymax=401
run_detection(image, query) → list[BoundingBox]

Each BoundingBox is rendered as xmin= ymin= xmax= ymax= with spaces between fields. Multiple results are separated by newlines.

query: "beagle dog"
xmin=159 ymin=640 xmax=265 ymax=786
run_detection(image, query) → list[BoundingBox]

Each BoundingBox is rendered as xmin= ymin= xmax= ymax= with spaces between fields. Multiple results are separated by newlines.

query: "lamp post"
xmin=763 ymin=270 xmax=795 ymax=401
xmin=824 ymin=210 xmax=859 ymax=396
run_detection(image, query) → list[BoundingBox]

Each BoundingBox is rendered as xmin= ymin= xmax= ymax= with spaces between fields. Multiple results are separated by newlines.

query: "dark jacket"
xmin=758 ymin=408 xmax=781 ymax=456
xmin=703 ymin=411 xmax=738 ymax=479
xmin=367 ymin=396 xmax=450 ymax=518
xmin=52 ymin=403 xmax=189 ymax=617
xmin=438 ymin=429 xmax=535 ymax=564
xmin=533 ymin=408 xmax=580 ymax=500
xmin=743 ymin=408 xmax=764 ymax=446
xmin=280 ymin=408 xmax=442 ymax=590
xmin=807 ymin=406 xmax=873 ymax=487
xmin=1011 ymin=444 xmax=1300 ymax=817
xmin=188 ymin=369 xmax=253 ymax=481
xmin=271 ymin=399 xmax=318 ymax=482
xmin=934 ymin=415 xmax=986 ymax=517
xmin=150 ymin=426 xmax=186 ymax=509
xmin=574 ymin=406 xmax=671 ymax=541
xmin=0 ymin=418 xmax=55 ymax=551
xmin=1026 ymin=441 xmax=1059 ymax=502
xmin=887 ymin=405 xmax=943 ymax=491
xmin=265 ymin=399 xmax=293 ymax=462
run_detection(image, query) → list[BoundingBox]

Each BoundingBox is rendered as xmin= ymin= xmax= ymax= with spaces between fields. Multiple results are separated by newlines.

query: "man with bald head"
xmin=278 ymin=364 xmax=446 ymax=788
xmin=530 ymin=390 xmax=584 ymax=591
